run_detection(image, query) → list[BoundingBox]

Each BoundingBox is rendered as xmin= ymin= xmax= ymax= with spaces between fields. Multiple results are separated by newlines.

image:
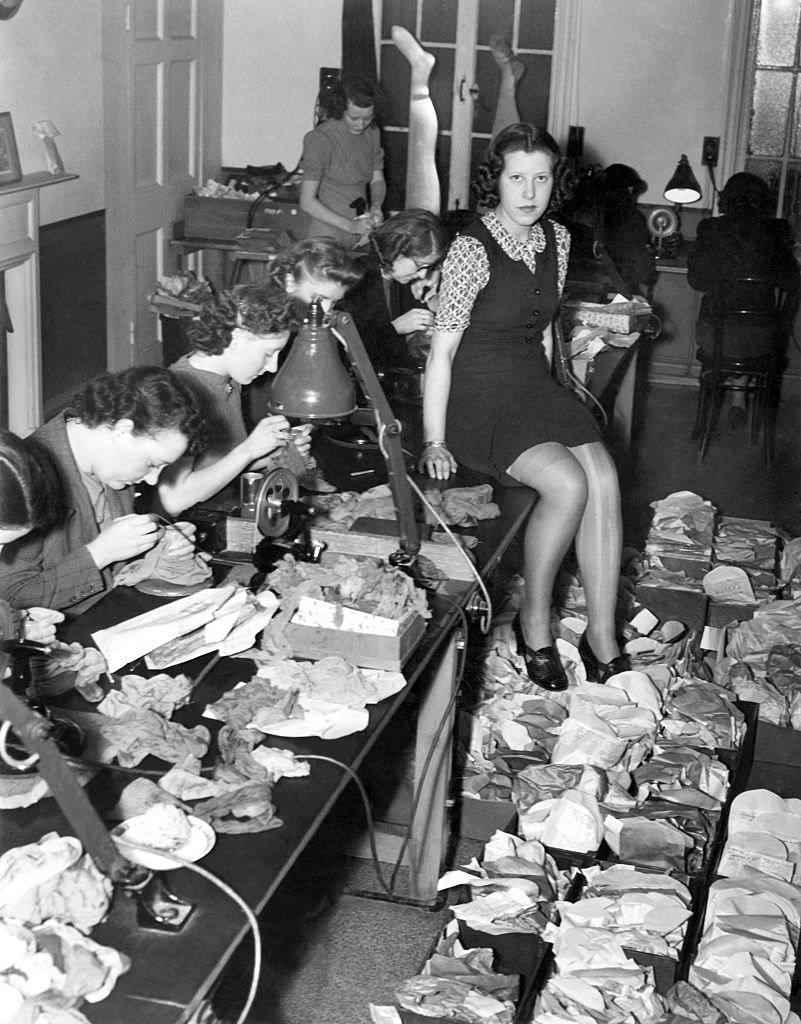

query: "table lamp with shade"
xmin=663 ymin=154 xmax=702 ymax=241
xmin=269 ymin=298 xmax=421 ymax=566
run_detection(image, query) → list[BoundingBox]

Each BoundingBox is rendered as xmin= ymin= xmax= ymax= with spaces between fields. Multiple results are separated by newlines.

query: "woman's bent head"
xmin=66 ymin=367 xmax=206 ymax=489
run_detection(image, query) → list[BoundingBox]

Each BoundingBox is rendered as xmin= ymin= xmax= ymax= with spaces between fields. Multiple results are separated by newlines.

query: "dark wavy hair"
xmin=187 ymin=284 xmax=301 ymax=356
xmin=268 ymin=237 xmax=363 ymax=291
xmin=0 ymin=431 xmax=64 ymax=532
xmin=66 ymin=366 xmax=206 ymax=455
xmin=369 ymin=209 xmax=453 ymax=271
xmin=473 ymin=122 xmax=574 ymax=214
xmin=317 ymin=74 xmax=386 ymax=122
xmin=719 ymin=171 xmax=776 ymax=218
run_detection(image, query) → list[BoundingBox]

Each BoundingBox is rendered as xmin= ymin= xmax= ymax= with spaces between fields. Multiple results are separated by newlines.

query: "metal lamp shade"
xmin=269 ymin=302 xmax=357 ymax=420
xmin=664 ymin=154 xmax=702 ymax=205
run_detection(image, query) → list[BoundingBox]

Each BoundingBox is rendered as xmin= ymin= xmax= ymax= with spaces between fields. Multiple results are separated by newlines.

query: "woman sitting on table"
xmin=420 ymin=123 xmax=627 ymax=692
xmin=0 ymin=431 xmax=66 ymax=643
xmin=337 ymin=208 xmax=452 ymax=372
xmin=163 ymin=283 xmax=312 ymax=512
xmin=0 ymin=367 xmax=205 ymax=617
xmin=299 ymin=74 xmax=387 ymax=246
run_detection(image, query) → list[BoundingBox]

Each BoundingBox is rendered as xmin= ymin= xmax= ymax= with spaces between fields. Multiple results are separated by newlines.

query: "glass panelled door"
xmin=378 ymin=0 xmax=556 ymax=213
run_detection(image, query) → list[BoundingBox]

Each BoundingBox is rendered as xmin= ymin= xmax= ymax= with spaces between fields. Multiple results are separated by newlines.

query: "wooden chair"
xmin=692 ymin=275 xmax=792 ymax=465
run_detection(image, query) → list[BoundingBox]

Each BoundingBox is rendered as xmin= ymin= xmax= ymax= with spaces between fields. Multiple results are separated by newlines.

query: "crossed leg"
xmin=392 ymin=25 xmax=440 ymax=214
xmin=507 ymin=439 xmax=622 ymax=661
xmin=506 ymin=442 xmax=589 ymax=651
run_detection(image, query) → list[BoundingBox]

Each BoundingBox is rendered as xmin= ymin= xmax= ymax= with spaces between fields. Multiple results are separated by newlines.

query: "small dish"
xmin=111 ymin=814 xmax=215 ymax=871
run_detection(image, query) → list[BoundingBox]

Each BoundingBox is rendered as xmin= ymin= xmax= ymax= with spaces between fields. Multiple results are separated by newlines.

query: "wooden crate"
xmin=284 ymin=607 xmax=427 ymax=671
xmin=182 ymin=194 xmax=311 ymax=241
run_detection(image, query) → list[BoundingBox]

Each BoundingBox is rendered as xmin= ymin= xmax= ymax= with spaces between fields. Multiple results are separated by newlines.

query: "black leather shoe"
xmin=578 ymin=632 xmax=631 ymax=684
xmin=512 ymin=616 xmax=568 ymax=691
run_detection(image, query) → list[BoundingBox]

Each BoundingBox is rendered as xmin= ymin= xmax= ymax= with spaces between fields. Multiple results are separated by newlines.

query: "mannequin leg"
xmin=392 ymin=25 xmax=440 ymax=214
xmin=506 ymin=442 xmax=588 ymax=650
xmin=489 ymin=35 xmax=524 ymax=137
xmin=569 ymin=442 xmax=623 ymax=663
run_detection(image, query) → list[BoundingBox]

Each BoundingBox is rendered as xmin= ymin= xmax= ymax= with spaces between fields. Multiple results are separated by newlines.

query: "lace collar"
xmin=483 ymin=212 xmax=547 ymax=262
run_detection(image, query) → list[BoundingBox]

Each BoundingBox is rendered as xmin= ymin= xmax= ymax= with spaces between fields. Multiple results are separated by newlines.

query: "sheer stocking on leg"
xmin=570 ymin=442 xmax=623 ymax=663
xmin=507 ymin=443 xmax=588 ymax=650
xmin=489 ymin=35 xmax=525 ymax=137
xmin=392 ymin=25 xmax=440 ymax=214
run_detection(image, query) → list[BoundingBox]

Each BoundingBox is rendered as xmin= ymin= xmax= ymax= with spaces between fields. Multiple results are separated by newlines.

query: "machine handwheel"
xmin=255 ymin=468 xmax=300 ymax=538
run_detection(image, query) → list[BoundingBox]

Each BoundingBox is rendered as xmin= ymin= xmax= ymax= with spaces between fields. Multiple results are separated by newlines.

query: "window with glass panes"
xmin=745 ymin=0 xmax=801 ymax=235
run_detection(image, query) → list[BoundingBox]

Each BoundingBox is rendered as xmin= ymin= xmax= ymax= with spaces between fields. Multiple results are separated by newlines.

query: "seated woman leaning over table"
xmin=0 ymin=366 xmax=205 ymax=617
xmin=161 ymin=283 xmax=314 ymax=512
xmin=337 ymin=208 xmax=452 ymax=372
xmin=245 ymin=237 xmax=364 ymax=424
xmin=0 ymin=430 xmax=67 ymax=643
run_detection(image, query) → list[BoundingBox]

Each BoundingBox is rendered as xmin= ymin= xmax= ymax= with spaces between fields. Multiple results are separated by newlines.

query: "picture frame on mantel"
xmin=0 ymin=112 xmax=22 ymax=186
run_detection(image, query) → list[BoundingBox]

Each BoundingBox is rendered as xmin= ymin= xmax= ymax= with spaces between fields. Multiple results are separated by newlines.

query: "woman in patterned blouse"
xmin=419 ymin=123 xmax=627 ymax=692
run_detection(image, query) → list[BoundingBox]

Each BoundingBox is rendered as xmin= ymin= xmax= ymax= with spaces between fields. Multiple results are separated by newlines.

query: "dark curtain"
xmin=342 ymin=0 xmax=377 ymax=82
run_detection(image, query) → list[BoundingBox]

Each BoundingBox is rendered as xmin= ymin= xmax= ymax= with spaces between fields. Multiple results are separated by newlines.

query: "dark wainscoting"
xmin=40 ymin=210 xmax=106 ymax=418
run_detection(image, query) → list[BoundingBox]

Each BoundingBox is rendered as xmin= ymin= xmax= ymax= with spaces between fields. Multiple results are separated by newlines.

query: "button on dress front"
xmin=443 ymin=217 xmax=600 ymax=481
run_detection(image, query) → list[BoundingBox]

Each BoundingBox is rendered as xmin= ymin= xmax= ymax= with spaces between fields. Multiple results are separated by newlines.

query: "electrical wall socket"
xmin=702 ymin=136 xmax=720 ymax=168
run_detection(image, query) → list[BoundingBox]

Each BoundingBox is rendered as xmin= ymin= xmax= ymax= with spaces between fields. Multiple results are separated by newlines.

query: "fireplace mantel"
xmin=0 ymin=172 xmax=78 ymax=435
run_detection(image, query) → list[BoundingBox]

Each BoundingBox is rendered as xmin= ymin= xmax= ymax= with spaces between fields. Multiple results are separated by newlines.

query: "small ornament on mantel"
xmin=31 ymin=119 xmax=65 ymax=176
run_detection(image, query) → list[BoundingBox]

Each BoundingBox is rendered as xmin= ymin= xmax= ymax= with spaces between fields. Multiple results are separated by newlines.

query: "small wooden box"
xmin=182 ymin=194 xmax=311 ymax=241
xmin=284 ymin=600 xmax=427 ymax=671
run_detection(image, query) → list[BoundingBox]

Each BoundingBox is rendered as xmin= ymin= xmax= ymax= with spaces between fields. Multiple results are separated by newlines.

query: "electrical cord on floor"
xmin=303 ymin=754 xmax=394 ymax=898
xmin=405 ymin=474 xmax=494 ymax=634
xmin=110 ymin=838 xmax=261 ymax=1024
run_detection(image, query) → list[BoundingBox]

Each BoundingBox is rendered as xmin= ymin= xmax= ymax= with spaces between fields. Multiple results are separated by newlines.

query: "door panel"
xmin=104 ymin=0 xmax=217 ymax=372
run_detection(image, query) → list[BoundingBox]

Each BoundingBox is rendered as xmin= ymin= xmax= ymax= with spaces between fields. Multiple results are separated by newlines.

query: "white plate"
xmin=111 ymin=814 xmax=215 ymax=871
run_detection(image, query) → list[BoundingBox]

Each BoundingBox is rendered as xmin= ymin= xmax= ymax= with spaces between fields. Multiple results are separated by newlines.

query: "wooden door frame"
xmin=102 ymin=0 xmax=223 ymax=372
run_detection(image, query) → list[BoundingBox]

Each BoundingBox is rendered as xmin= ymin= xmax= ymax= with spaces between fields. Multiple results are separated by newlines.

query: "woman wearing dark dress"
xmin=420 ymin=123 xmax=626 ymax=692
xmin=338 ymin=208 xmax=451 ymax=371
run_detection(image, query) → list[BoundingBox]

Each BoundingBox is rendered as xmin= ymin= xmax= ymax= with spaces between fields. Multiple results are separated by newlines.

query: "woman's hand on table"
xmin=21 ymin=607 xmax=64 ymax=645
xmin=88 ymin=513 xmax=165 ymax=568
xmin=419 ymin=443 xmax=457 ymax=481
xmin=393 ymin=308 xmax=435 ymax=336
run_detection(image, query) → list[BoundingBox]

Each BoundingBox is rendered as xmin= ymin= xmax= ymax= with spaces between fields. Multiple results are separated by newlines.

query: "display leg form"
xmin=392 ymin=25 xmax=440 ymax=215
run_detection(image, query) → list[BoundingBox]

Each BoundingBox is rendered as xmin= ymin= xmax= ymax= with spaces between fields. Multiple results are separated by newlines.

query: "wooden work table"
xmin=0 ymin=479 xmax=534 ymax=1024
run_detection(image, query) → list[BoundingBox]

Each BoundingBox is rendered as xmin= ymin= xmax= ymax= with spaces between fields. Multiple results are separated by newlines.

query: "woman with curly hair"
xmin=338 ymin=208 xmax=452 ymax=371
xmin=420 ymin=122 xmax=626 ymax=691
xmin=0 ymin=367 xmax=205 ymax=615
xmin=164 ymin=283 xmax=309 ymax=512
xmin=299 ymin=73 xmax=387 ymax=245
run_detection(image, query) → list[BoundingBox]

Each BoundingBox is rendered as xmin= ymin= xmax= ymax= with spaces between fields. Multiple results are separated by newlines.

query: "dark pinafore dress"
xmin=446 ymin=217 xmax=600 ymax=481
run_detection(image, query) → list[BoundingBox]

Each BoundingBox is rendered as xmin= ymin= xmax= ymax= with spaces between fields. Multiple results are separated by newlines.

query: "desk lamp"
xmin=269 ymin=299 xmax=421 ymax=566
xmin=663 ymin=154 xmax=702 ymax=247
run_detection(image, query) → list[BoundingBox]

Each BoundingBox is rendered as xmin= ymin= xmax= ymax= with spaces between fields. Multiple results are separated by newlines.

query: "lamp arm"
xmin=329 ymin=311 xmax=421 ymax=562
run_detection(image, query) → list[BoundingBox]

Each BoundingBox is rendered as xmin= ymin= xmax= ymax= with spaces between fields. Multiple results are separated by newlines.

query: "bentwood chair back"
xmin=692 ymin=275 xmax=791 ymax=465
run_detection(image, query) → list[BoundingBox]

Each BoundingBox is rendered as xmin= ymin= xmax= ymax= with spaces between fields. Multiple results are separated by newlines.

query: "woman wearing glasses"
xmin=338 ymin=208 xmax=452 ymax=372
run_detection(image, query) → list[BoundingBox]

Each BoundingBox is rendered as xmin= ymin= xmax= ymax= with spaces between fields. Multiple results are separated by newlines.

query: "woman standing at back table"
xmin=420 ymin=123 xmax=627 ymax=693
xmin=299 ymin=74 xmax=387 ymax=246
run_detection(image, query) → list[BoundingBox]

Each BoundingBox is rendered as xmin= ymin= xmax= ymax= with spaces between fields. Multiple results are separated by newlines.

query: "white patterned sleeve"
xmin=554 ymin=221 xmax=571 ymax=295
xmin=434 ymin=236 xmax=490 ymax=332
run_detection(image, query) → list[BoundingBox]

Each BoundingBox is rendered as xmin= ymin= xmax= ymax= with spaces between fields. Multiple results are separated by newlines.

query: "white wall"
xmin=570 ymin=0 xmax=733 ymax=208
xmin=0 ymin=0 xmax=104 ymax=225
xmin=221 ymin=0 xmax=343 ymax=172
